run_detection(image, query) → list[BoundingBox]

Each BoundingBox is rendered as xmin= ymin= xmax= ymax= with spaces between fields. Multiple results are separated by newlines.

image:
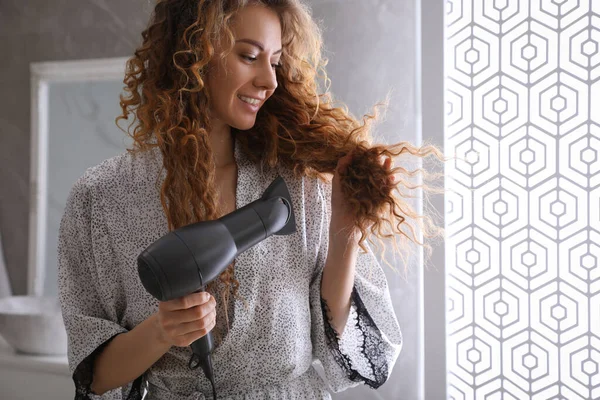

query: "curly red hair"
xmin=116 ymin=0 xmax=442 ymax=339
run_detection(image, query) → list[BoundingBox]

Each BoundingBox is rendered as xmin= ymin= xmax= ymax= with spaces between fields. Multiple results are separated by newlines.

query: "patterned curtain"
xmin=445 ymin=1 xmax=600 ymax=399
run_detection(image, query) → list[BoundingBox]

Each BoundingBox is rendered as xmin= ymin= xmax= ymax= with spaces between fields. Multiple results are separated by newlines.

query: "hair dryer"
xmin=136 ymin=176 xmax=296 ymax=399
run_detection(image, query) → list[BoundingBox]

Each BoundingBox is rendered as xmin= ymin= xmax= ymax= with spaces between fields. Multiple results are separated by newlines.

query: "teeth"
xmin=238 ymin=95 xmax=260 ymax=105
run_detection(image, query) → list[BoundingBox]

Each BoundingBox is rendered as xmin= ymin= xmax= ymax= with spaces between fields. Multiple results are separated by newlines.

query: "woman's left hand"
xmin=329 ymin=152 xmax=395 ymax=244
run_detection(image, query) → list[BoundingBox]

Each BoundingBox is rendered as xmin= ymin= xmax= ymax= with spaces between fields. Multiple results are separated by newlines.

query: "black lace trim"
xmin=321 ymin=286 xmax=388 ymax=389
xmin=73 ymin=333 xmax=144 ymax=400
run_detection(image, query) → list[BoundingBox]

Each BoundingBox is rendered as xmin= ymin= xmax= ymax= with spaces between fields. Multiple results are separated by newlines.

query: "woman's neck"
xmin=209 ymin=123 xmax=235 ymax=168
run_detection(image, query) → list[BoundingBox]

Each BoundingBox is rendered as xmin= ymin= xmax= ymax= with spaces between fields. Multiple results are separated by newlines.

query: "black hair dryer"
xmin=136 ymin=176 xmax=296 ymax=395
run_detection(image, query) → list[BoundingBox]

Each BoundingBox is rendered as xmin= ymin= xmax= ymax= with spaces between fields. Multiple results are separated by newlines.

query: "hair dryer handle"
xmin=187 ymin=288 xmax=215 ymax=371
xmin=188 ymin=331 xmax=216 ymax=392
xmin=189 ymin=332 xmax=214 ymax=368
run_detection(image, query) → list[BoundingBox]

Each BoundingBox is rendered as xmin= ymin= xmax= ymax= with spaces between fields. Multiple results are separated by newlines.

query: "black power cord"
xmin=189 ymin=353 xmax=217 ymax=400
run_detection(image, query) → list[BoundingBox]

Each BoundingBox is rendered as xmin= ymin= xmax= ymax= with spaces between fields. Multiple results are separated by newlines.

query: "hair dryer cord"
xmin=189 ymin=353 xmax=217 ymax=400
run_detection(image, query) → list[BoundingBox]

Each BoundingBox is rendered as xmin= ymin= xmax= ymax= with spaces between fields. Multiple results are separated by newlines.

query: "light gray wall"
xmin=44 ymin=80 xmax=133 ymax=296
xmin=0 ymin=0 xmax=150 ymax=295
xmin=0 ymin=1 xmax=421 ymax=399
xmin=420 ymin=0 xmax=447 ymax=398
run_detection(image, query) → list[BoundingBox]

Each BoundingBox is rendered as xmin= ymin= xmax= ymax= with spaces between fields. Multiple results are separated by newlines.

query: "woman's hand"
xmin=322 ymin=152 xmax=395 ymax=335
xmin=330 ymin=152 xmax=395 ymax=244
xmin=154 ymin=291 xmax=217 ymax=347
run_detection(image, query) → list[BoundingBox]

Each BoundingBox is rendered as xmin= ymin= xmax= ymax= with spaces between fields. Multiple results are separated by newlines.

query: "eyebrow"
xmin=236 ymin=39 xmax=283 ymax=55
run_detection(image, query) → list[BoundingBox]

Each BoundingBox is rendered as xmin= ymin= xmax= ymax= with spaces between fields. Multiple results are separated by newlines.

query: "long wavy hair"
xmin=117 ymin=0 xmax=442 ymax=337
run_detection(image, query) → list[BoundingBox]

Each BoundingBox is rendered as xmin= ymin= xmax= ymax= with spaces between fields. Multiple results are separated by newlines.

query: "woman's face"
xmin=206 ymin=4 xmax=282 ymax=131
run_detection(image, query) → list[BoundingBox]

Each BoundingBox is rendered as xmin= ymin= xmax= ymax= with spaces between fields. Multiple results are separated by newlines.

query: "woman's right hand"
xmin=154 ymin=291 xmax=217 ymax=347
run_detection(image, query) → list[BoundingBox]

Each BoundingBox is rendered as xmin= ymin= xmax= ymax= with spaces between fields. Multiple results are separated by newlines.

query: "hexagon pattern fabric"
xmin=445 ymin=1 xmax=600 ymax=399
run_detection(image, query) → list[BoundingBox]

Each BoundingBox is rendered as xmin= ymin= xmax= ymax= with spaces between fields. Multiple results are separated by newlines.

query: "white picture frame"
xmin=28 ymin=57 xmax=130 ymax=296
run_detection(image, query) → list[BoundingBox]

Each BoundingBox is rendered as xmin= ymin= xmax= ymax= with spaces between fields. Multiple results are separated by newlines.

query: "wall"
xmin=0 ymin=0 xmax=151 ymax=295
xmin=0 ymin=1 xmax=421 ymax=399
xmin=44 ymin=79 xmax=134 ymax=296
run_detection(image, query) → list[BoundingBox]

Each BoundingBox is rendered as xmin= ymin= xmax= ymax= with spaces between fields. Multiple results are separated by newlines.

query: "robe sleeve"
xmin=309 ymin=179 xmax=403 ymax=393
xmin=57 ymin=175 xmax=142 ymax=399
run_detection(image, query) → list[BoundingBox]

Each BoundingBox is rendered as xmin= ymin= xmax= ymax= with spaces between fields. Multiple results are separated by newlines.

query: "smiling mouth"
xmin=237 ymin=95 xmax=261 ymax=106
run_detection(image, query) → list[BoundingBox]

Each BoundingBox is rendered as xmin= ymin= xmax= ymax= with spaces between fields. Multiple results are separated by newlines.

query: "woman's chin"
xmin=231 ymin=118 xmax=258 ymax=131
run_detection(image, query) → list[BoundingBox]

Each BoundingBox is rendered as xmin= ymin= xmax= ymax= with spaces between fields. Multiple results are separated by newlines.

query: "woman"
xmin=58 ymin=0 xmax=439 ymax=399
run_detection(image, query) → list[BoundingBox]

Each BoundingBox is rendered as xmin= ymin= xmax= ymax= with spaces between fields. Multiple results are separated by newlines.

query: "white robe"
xmin=57 ymin=137 xmax=402 ymax=399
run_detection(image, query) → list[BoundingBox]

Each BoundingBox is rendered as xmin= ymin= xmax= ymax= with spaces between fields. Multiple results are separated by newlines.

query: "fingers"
xmin=377 ymin=155 xmax=396 ymax=184
xmin=172 ymin=308 xmax=217 ymax=337
xmin=160 ymin=291 xmax=212 ymax=312
xmin=384 ymin=157 xmax=392 ymax=170
xmin=176 ymin=319 xmax=217 ymax=347
xmin=156 ymin=291 xmax=218 ymax=347
xmin=377 ymin=155 xmax=392 ymax=169
xmin=173 ymin=297 xmax=216 ymax=323
xmin=336 ymin=152 xmax=353 ymax=174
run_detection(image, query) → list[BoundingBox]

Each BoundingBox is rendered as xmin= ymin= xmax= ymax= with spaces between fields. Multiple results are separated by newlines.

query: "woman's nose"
xmin=254 ymin=60 xmax=278 ymax=91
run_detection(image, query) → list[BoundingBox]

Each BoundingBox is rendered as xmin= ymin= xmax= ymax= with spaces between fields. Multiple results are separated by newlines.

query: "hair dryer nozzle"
xmin=261 ymin=176 xmax=296 ymax=236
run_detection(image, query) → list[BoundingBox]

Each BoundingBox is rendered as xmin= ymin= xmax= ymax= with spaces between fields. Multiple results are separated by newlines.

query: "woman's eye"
xmin=242 ymin=55 xmax=281 ymax=69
